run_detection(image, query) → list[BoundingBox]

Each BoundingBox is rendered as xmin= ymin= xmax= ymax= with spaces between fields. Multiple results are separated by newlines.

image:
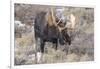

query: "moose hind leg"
xmin=52 ymin=39 xmax=58 ymax=50
xmin=55 ymin=42 xmax=58 ymax=50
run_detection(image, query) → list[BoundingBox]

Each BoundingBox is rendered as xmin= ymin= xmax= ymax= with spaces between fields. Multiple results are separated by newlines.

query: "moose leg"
xmin=52 ymin=39 xmax=58 ymax=50
xmin=36 ymin=39 xmax=45 ymax=63
xmin=53 ymin=43 xmax=57 ymax=50
xmin=40 ymin=40 xmax=45 ymax=53
xmin=34 ymin=37 xmax=38 ymax=64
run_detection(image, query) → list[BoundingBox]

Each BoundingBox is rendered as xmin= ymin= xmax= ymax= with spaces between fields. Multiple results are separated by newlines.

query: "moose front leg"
xmin=40 ymin=40 xmax=45 ymax=53
xmin=36 ymin=39 xmax=45 ymax=64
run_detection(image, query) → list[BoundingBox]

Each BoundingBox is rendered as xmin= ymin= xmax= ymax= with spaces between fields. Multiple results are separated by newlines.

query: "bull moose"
xmin=34 ymin=8 xmax=73 ymax=54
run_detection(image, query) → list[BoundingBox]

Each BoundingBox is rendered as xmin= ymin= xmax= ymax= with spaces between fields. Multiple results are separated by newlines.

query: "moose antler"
xmin=50 ymin=8 xmax=66 ymax=31
xmin=50 ymin=8 xmax=57 ymax=26
xmin=50 ymin=8 xmax=63 ymax=26
xmin=50 ymin=8 xmax=76 ymax=32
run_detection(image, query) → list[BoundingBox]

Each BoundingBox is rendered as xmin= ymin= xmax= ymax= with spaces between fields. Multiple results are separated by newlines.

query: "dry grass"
xmin=14 ymin=4 xmax=94 ymax=65
xmin=16 ymin=33 xmax=34 ymax=47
